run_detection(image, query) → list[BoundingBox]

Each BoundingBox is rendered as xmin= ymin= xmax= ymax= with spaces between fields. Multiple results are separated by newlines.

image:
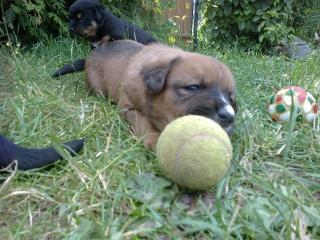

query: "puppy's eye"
xmin=183 ymin=84 xmax=201 ymax=92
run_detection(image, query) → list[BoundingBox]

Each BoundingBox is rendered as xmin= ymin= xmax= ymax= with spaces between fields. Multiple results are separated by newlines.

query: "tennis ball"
xmin=156 ymin=115 xmax=232 ymax=190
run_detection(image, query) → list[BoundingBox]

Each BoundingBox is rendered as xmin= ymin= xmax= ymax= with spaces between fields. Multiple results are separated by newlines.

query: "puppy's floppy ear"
xmin=141 ymin=57 xmax=180 ymax=94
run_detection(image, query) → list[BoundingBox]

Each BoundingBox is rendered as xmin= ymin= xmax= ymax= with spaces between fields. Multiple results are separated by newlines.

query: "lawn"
xmin=0 ymin=38 xmax=319 ymax=239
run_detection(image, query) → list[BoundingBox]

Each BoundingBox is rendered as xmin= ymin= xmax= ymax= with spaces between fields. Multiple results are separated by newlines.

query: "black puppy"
xmin=0 ymin=135 xmax=84 ymax=170
xmin=52 ymin=0 xmax=157 ymax=77
xmin=69 ymin=0 xmax=157 ymax=45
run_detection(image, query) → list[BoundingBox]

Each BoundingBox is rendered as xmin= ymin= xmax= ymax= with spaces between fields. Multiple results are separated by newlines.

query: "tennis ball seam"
xmin=174 ymin=133 xmax=232 ymax=186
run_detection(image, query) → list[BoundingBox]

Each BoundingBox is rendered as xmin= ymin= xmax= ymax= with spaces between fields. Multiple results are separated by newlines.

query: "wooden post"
xmin=164 ymin=0 xmax=193 ymax=40
xmin=192 ymin=0 xmax=199 ymax=50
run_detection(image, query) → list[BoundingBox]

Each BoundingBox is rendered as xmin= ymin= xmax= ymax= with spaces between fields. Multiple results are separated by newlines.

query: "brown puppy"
xmin=86 ymin=40 xmax=237 ymax=150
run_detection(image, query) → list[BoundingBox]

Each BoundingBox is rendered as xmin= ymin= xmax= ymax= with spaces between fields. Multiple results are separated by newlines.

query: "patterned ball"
xmin=268 ymin=86 xmax=318 ymax=122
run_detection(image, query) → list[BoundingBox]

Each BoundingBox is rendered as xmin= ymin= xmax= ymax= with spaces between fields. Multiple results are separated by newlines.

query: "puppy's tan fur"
xmin=86 ymin=40 xmax=236 ymax=150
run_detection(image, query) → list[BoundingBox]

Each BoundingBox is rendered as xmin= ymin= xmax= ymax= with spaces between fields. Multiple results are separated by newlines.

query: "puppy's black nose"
xmin=217 ymin=105 xmax=235 ymax=124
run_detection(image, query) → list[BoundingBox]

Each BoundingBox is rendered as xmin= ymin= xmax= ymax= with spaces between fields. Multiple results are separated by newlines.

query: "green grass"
xmin=0 ymin=38 xmax=319 ymax=239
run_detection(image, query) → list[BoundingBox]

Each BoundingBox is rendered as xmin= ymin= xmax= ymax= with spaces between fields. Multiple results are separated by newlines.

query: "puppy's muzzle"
xmin=188 ymin=92 xmax=236 ymax=135
xmin=69 ymin=20 xmax=84 ymax=37
xmin=69 ymin=23 xmax=78 ymax=35
xmin=69 ymin=25 xmax=81 ymax=36
xmin=189 ymin=104 xmax=235 ymax=134
xmin=216 ymin=104 xmax=235 ymax=134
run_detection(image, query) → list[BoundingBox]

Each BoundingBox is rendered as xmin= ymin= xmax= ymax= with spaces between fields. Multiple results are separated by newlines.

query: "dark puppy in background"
xmin=52 ymin=0 xmax=157 ymax=77
xmin=69 ymin=0 xmax=157 ymax=45
xmin=0 ymin=136 xmax=84 ymax=170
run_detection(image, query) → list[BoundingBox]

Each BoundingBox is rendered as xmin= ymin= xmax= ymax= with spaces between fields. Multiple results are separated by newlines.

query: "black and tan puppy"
xmin=52 ymin=0 xmax=157 ymax=77
xmin=0 ymin=136 xmax=84 ymax=170
xmin=85 ymin=40 xmax=237 ymax=150
xmin=69 ymin=0 xmax=157 ymax=45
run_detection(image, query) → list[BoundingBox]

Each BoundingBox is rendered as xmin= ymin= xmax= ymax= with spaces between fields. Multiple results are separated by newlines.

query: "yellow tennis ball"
xmin=156 ymin=115 xmax=233 ymax=190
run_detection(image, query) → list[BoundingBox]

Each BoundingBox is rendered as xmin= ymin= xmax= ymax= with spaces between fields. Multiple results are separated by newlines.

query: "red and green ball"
xmin=268 ymin=86 xmax=318 ymax=122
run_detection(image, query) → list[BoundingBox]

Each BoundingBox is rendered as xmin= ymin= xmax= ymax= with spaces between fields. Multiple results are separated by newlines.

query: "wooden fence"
xmin=164 ymin=0 xmax=193 ymax=39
